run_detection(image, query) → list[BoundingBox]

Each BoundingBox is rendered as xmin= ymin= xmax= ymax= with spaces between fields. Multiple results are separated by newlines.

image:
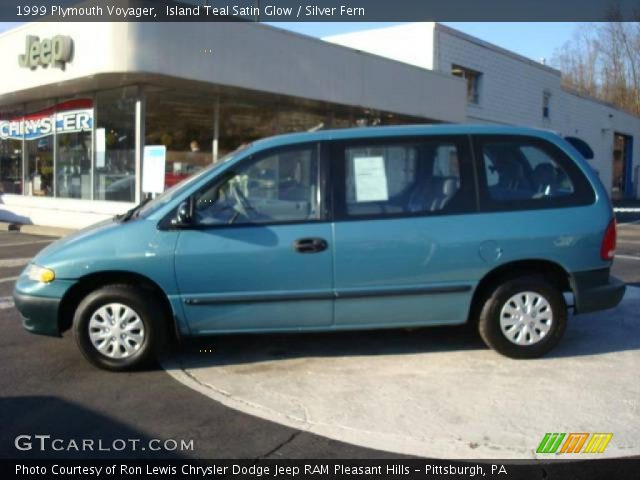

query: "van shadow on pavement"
xmin=173 ymin=289 xmax=640 ymax=369
xmin=174 ymin=324 xmax=484 ymax=370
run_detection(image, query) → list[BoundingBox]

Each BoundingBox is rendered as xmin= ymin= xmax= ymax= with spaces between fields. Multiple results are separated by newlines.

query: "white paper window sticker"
xmin=142 ymin=145 xmax=167 ymax=194
xmin=353 ymin=156 xmax=389 ymax=202
xmin=95 ymin=128 xmax=106 ymax=168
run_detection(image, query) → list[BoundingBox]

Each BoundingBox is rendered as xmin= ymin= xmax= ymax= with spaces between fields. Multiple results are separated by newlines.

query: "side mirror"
xmin=172 ymin=200 xmax=192 ymax=226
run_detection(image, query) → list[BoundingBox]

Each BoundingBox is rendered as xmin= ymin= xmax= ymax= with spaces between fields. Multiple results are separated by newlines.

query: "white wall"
xmin=433 ymin=24 xmax=563 ymax=127
xmin=127 ymin=22 xmax=465 ymax=123
xmin=556 ymin=91 xmax=640 ymax=196
xmin=325 ymin=22 xmax=436 ymax=70
xmin=0 ymin=21 xmax=466 ymax=124
xmin=0 ymin=195 xmax=133 ymax=229
xmin=0 ymin=22 xmax=133 ymax=101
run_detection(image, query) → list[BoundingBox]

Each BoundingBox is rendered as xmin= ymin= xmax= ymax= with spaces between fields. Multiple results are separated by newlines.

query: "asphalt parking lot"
xmin=0 ymin=220 xmax=639 ymax=460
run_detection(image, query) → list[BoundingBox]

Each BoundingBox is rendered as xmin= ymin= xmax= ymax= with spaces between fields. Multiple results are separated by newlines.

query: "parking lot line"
xmin=614 ymin=207 xmax=640 ymax=212
xmin=0 ymin=276 xmax=18 ymax=284
xmin=617 ymin=254 xmax=640 ymax=261
xmin=0 ymin=240 xmax=52 ymax=248
xmin=618 ymin=239 xmax=640 ymax=245
xmin=0 ymin=296 xmax=14 ymax=310
xmin=0 ymin=258 xmax=31 ymax=268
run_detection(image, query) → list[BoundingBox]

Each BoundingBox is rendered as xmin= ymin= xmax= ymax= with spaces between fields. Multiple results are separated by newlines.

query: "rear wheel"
xmin=478 ymin=276 xmax=567 ymax=358
xmin=73 ymin=285 xmax=167 ymax=371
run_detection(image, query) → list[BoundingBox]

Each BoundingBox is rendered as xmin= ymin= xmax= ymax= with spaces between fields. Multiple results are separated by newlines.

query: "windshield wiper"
xmin=116 ymin=196 xmax=152 ymax=222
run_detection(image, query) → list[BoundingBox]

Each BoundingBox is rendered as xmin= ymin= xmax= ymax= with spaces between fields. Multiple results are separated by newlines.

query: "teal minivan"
xmin=14 ymin=125 xmax=625 ymax=370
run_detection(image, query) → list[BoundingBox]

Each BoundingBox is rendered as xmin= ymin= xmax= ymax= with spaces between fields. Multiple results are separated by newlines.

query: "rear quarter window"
xmin=474 ymin=135 xmax=595 ymax=211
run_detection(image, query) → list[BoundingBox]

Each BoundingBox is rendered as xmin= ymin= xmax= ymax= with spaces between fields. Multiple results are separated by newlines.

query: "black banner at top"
xmin=1 ymin=0 xmax=639 ymax=22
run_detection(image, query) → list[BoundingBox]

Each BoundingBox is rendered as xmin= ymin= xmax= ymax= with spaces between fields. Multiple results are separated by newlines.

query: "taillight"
xmin=600 ymin=219 xmax=617 ymax=261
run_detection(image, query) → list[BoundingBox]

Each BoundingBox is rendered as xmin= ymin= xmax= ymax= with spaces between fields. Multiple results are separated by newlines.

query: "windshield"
xmin=136 ymin=144 xmax=250 ymax=218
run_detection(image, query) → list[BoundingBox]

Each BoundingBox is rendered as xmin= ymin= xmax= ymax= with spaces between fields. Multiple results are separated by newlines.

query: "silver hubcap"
xmin=499 ymin=291 xmax=553 ymax=346
xmin=88 ymin=303 xmax=145 ymax=359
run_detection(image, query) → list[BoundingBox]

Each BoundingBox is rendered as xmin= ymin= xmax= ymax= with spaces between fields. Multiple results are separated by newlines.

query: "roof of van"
xmin=250 ymin=124 xmax=557 ymax=150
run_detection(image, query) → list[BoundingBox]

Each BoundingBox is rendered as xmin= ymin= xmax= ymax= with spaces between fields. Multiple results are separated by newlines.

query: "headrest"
xmin=442 ymin=178 xmax=457 ymax=196
xmin=532 ymin=163 xmax=555 ymax=185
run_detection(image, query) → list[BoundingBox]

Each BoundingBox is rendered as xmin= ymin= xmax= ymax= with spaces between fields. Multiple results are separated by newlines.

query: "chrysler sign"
xmin=0 ymin=100 xmax=93 ymax=141
xmin=18 ymin=35 xmax=73 ymax=70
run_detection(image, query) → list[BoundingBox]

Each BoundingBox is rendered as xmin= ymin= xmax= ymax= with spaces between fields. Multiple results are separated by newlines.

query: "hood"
xmin=32 ymin=217 xmax=124 ymax=270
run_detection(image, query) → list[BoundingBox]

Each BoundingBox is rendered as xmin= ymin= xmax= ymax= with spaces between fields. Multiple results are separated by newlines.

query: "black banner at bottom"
xmin=4 ymin=458 xmax=640 ymax=480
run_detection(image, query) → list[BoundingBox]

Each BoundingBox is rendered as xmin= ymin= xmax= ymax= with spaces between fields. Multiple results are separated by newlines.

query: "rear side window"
xmin=475 ymin=136 xmax=594 ymax=210
xmin=337 ymin=136 xmax=475 ymax=219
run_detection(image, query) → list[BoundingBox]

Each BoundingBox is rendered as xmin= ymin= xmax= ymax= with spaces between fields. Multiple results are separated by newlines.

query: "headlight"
xmin=25 ymin=264 xmax=56 ymax=283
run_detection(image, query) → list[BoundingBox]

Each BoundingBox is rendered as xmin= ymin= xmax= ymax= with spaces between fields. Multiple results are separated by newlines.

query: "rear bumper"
xmin=571 ymin=268 xmax=626 ymax=314
xmin=13 ymin=290 xmax=61 ymax=337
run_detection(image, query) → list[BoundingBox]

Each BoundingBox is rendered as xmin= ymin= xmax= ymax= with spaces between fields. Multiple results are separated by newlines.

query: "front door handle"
xmin=293 ymin=237 xmax=328 ymax=254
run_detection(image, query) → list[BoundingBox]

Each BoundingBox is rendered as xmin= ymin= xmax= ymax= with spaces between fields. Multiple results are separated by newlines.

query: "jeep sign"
xmin=18 ymin=35 xmax=73 ymax=70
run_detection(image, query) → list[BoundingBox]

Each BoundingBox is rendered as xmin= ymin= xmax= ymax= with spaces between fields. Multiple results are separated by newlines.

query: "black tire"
xmin=73 ymin=284 xmax=168 ymax=371
xmin=477 ymin=276 xmax=567 ymax=359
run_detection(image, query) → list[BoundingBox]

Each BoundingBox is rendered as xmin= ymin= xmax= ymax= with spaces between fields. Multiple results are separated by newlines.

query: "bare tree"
xmin=552 ymin=21 xmax=640 ymax=116
xmin=553 ymin=27 xmax=600 ymax=98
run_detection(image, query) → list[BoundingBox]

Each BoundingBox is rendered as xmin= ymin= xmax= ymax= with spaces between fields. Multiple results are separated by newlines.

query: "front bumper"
xmin=571 ymin=268 xmax=626 ymax=314
xmin=13 ymin=290 xmax=61 ymax=337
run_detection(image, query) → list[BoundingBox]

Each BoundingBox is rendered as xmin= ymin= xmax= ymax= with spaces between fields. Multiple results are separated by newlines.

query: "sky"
xmin=0 ymin=21 xmax=580 ymax=64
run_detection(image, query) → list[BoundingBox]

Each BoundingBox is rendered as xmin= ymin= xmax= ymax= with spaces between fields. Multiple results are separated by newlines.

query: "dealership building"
xmin=0 ymin=20 xmax=638 ymax=228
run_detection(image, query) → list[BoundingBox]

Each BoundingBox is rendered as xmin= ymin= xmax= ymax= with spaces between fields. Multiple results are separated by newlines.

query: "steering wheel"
xmin=229 ymin=182 xmax=253 ymax=220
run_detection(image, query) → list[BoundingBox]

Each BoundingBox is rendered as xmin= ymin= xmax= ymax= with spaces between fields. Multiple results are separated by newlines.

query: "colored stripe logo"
xmin=583 ymin=433 xmax=613 ymax=453
xmin=537 ymin=433 xmax=613 ymax=454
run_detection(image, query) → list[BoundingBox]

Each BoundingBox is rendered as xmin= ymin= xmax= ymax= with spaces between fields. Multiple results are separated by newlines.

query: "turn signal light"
xmin=26 ymin=264 xmax=56 ymax=283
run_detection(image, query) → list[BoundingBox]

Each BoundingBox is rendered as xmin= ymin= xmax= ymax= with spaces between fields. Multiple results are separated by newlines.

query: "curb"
xmin=0 ymin=222 xmax=20 ymax=232
xmin=0 ymin=222 xmax=75 ymax=238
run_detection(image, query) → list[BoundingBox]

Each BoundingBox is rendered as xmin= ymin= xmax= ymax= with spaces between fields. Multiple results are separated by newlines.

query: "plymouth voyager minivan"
xmin=14 ymin=125 xmax=625 ymax=370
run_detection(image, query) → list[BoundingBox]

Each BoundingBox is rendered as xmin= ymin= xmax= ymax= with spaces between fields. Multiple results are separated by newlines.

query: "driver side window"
xmin=193 ymin=144 xmax=320 ymax=226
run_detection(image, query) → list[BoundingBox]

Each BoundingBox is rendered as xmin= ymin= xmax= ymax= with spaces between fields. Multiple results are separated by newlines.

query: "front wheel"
xmin=73 ymin=285 xmax=167 ymax=371
xmin=478 ymin=276 xmax=567 ymax=359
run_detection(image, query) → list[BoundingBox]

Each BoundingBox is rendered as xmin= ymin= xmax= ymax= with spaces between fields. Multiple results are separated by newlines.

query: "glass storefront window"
xmin=9 ymin=99 xmax=94 ymax=198
xmin=25 ymin=136 xmax=53 ymax=197
xmin=56 ymin=99 xmax=93 ymax=199
xmin=145 ymin=89 xmax=424 ymax=196
xmin=0 ymin=105 xmax=24 ymax=195
xmin=146 ymin=89 xmax=214 ymax=190
xmin=23 ymin=101 xmax=56 ymax=197
xmin=2 ymin=91 xmax=136 ymax=202
xmin=56 ymin=130 xmax=92 ymax=198
xmin=94 ymin=87 xmax=136 ymax=202
xmin=1 ymin=83 xmax=424 ymax=202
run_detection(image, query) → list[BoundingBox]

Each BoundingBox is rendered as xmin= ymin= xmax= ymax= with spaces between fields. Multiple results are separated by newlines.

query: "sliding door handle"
xmin=293 ymin=237 xmax=328 ymax=254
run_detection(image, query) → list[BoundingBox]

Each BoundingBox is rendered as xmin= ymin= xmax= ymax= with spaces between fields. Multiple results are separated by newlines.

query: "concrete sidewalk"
xmin=0 ymin=222 xmax=75 ymax=238
xmin=164 ymin=287 xmax=640 ymax=459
